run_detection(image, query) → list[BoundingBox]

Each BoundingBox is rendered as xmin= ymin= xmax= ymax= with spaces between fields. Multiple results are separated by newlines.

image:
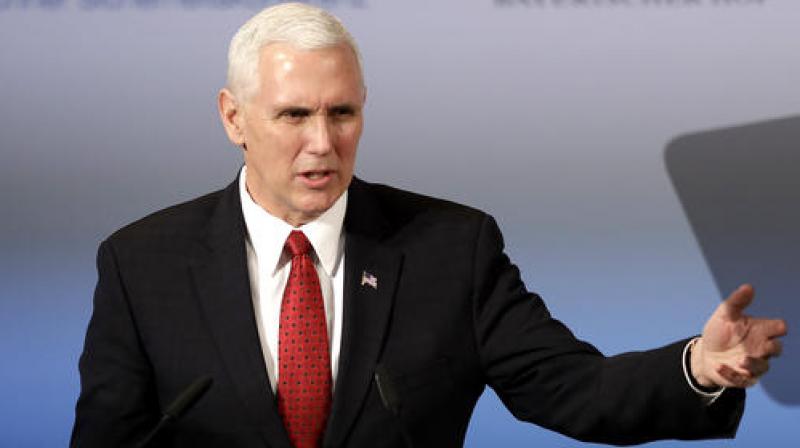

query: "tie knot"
xmin=285 ymin=230 xmax=312 ymax=257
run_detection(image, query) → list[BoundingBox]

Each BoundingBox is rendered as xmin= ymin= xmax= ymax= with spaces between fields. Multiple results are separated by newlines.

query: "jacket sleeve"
xmin=71 ymin=240 xmax=159 ymax=448
xmin=471 ymin=214 xmax=745 ymax=445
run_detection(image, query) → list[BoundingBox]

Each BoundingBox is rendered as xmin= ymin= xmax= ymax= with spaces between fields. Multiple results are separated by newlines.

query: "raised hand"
xmin=691 ymin=284 xmax=788 ymax=388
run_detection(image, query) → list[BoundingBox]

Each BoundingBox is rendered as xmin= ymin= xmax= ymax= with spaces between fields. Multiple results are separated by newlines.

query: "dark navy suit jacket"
xmin=72 ymin=176 xmax=744 ymax=447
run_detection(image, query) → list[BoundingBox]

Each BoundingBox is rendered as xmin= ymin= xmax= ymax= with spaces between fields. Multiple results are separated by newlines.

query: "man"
xmin=71 ymin=3 xmax=787 ymax=447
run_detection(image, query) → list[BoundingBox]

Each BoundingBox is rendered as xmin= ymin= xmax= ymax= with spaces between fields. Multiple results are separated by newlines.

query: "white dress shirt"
xmin=239 ymin=166 xmax=346 ymax=393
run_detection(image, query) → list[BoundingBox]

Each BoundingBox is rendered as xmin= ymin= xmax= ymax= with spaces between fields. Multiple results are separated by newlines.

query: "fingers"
xmin=766 ymin=318 xmax=789 ymax=338
xmin=715 ymin=345 xmax=777 ymax=388
xmin=717 ymin=364 xmax=759 ymax=388
xmin=746 ymin=319 xmax=787 ymax=357
xmin=767 ymin=339 xmax=784 ymax=358
xmin=719 ymin=284 xmax=754 ymax=320
xmin=739 ymin=356 xmax=770 ymax=378
xmin=718 ymin=356 xmax=771 ymax=388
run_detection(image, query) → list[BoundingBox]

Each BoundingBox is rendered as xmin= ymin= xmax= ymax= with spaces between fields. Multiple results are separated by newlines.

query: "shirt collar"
xmin=239 ymin=166 xmax=347 ymax=277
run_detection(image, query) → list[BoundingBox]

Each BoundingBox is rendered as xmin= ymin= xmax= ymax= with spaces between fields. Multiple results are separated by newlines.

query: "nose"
xmin=305 ymin=114 xmax=334 ymax=155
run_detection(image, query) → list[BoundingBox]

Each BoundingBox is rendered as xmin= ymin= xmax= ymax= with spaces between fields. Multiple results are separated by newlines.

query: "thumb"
xmin=719 ymin=284 xmax=754 ymax=320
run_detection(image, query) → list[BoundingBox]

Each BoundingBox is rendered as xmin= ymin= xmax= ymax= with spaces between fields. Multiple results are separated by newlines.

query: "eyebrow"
xmin=328 ymin=104 xmax=358 ymax=114
xmin=275 ymin=106 xmax=312 ymax=116
xmin=273 ymin=103 xmax=360 ymax=116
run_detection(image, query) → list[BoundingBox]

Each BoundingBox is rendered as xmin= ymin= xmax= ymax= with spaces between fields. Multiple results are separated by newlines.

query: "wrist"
xmin=689 ymin=337 xmax=718 ymax=389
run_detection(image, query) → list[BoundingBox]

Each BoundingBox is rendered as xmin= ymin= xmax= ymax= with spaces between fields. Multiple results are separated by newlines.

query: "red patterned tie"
xmin=277 ymin=230 xmax=332 ymax=448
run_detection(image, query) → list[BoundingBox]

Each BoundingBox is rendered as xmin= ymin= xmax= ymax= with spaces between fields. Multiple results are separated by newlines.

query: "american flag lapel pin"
xmin=361 ymin=270 xmax=378 ymax=290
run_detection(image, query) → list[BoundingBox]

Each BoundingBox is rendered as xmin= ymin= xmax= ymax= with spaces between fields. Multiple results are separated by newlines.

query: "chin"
xmin=295 ymin=195 xmax=337 ymax=219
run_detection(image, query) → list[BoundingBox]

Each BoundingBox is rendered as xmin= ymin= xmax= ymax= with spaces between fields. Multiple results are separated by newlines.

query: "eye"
xmin=329 ymin=105 xmax=356 ymax=120
xmin=277 ymin=108 xmax=311 ymax=122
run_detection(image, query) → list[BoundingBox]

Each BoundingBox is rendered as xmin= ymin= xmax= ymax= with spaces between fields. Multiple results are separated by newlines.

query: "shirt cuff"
xmin=682 ymin=337 xmax=725 ymax=406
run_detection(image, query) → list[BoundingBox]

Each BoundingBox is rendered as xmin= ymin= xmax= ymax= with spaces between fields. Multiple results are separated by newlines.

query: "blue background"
xmin=1 ymin=0 xmax=798 ymax=446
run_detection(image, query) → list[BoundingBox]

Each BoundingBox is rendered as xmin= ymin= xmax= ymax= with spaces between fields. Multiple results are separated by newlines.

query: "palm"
xmin=703 ymin=305 xmax=750 ymax=354
xmin=695 ymin=285 xmax=786 ymax=388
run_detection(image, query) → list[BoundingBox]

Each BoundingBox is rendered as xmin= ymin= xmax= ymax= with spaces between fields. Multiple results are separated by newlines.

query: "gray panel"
xmin=666 ymin=116 xmax=800 ymax=405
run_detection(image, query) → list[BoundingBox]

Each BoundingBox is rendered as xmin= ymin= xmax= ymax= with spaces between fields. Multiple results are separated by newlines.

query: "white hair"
xmin=226 ymin=2 xmax=363 ymax=101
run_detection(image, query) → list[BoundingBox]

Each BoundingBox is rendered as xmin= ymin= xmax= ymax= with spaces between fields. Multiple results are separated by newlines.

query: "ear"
xmin=218 ymin=88 xmax=246 ymax=147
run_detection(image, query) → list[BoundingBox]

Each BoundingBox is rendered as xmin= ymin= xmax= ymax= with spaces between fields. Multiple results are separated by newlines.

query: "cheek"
xmin=335 ymin=142 xmax=358 ymax=171
xmin=252 ymin=133 xmax=301 ymax=169
xmin=335 ymin=123 xmax=362 ymax=162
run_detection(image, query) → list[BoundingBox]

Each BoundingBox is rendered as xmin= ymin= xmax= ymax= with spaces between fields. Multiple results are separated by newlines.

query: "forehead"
xmin=255 ymin=43 xmax=363 ymax=104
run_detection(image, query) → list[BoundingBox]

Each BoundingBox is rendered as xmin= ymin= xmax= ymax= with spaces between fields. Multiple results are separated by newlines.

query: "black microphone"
xmin=136 ymin=375 xmax=214 ymax=448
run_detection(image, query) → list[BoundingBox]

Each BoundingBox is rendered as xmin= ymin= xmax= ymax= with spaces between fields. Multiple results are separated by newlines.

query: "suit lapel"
xmin=190 ymin=179 xmax=292 ymax=448
xmin=323 ymin=179 xmax=404 ymax=448
xmin=187 ymin=176 xmax=401 ymax=447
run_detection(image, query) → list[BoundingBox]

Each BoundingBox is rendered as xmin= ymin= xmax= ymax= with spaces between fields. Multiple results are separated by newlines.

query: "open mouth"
xmin=298 ymin=169 xmax=335 ymax=187
xmin=302 ymin=171 xmax=331 ymax=180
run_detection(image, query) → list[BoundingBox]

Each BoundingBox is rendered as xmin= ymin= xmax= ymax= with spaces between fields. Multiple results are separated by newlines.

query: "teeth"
xmin=306 ymin=172 xmax=324 ymax=179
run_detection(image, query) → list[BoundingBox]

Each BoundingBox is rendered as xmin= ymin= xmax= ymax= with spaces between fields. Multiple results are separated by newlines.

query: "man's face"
xmin=223 ymin=43 xmax=365 ymax=226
